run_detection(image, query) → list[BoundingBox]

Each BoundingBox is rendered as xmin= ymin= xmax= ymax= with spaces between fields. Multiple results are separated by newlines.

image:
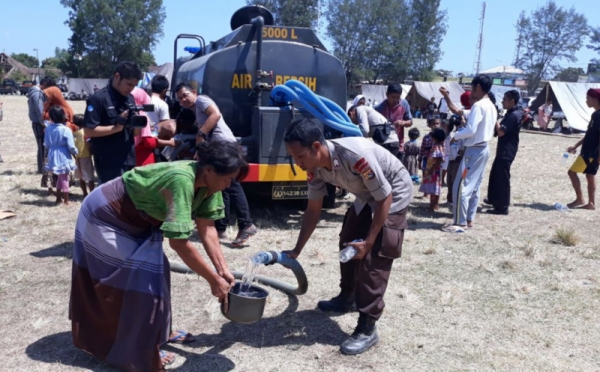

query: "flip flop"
xmin=442 ymin=225 xmax=467 ymax=233
xmin=159 ymin=350 xmax=176 ymax=366
xmin=168 ymin=330 xmax=196 ymax=344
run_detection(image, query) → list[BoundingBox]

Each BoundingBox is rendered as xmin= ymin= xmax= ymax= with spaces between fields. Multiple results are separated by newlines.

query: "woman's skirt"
xmin=70 ymin=178 xmax=170 ymax=372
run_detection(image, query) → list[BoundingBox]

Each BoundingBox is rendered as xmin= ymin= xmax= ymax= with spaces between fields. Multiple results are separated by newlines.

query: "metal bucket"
xmin=221 ymin=282 xmax=269 ymax=324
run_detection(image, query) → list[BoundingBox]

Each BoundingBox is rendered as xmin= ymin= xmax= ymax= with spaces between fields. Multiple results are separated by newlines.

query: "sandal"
xmin=442 ymin=225 xmax=468 ymax=233
xmin=160 ymin=350 xmax=176 ymax=367
xmin=168 ymin=330 xmax=196 ymax=344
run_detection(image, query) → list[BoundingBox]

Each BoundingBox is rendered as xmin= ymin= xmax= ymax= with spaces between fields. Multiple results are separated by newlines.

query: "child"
xmin=419 ymin=128 xmax=447 ymax=211
xmin=440 ymin=119 xmax=452 ymax=185
xmin=72 ymin=114 xmax=95 ymax=197
xmin=418 ymin=118 xmax=441 ymax=197
xmin=446 ymin=115 xmax=464 ymax=204
xmin=403 ymin=128 xmax=420 ymax=184
xmin=135 ymin=119 xmax=176 ymax=166
xmin=44 ymin=106 xmax=78 ymax=205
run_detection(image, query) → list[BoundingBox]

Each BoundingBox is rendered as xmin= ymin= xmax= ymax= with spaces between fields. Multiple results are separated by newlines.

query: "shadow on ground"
xmin=513 ymin=202 xmax=555 ymax=212
xmin=26 ymin=331 xmax=237 ymax=372
xmin=18 ymin=187 xmax=84 ymax=207
xmin=188 ymin=295 xmax=347 ymax=355
xmin=25 ymin=295 xmax=343 ymax=371
xmin=30 ymin=242 xmax=73 ymax=259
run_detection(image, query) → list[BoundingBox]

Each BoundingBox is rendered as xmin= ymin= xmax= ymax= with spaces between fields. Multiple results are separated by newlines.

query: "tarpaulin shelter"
xmin=530 ymin=82 xmax=600 ymax=132
xmin=489 ymin=85 xmax=514 ymax=112
xmin=359 ymin=84 xmax=411 ymax=105
xmin=142 ymin=63 xmax=175 ymax=91
xmin=68 ymin=78 xmax=108 ymax=94
xmin=406 ymin=81 xmax=465 ymax=109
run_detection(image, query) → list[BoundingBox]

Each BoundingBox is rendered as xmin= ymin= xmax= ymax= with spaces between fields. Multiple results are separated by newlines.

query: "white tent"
xmin=68 ymin=78 xmax=108 ymax=94
xmin=531 ymin=82 xmax=600 ymax=131
xmin=406 ymin=81 xmax=465 ymax=109
xmin=480 ymin=65 xmax=524 ymax=75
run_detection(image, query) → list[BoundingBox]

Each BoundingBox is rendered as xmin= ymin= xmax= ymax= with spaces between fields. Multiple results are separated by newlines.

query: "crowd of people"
xmin=9 ymin=60 xmax=599 ymax=371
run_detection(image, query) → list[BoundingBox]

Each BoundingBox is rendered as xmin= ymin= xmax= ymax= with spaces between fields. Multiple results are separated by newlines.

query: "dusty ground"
xmin=1 ymin=95 xmax=599 ymax=371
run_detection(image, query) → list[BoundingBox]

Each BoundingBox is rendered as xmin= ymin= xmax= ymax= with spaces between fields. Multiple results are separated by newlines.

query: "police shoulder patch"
xmin=353 ymin=157 xmax=370 ymax=173
xmin=362 ymin=169 xmax=375 ymax=180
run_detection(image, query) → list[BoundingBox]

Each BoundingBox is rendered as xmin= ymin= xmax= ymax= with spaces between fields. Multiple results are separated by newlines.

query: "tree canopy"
xmin=10 ymin=53 xmax=39 ymax=68
xmin=247 ymin=0 xmax=320 ymax=29
xmin=326 ymin=0 xmax=447 ymax=86
xmin=588 ymin=26 xmax=600 ymax=61
xmin=514 ymin=1 xmax=588 ymax=94
xmin=553 ymin=67 xmax=586 ymax=82
xmin=60 ymin=0 xmax=165 ymax=78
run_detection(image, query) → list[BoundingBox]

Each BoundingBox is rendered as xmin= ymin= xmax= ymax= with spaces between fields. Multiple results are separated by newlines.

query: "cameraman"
xmin=84 ymin=61 xmax=143 ymax=184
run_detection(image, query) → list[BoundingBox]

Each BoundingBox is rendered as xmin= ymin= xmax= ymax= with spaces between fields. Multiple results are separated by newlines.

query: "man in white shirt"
xmin=439 ymin=75 xmax=497 ymax=233
xmin=147 ymin=75 xmax=170 ymax=128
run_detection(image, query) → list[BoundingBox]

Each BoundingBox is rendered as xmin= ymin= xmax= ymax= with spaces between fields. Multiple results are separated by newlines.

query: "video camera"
xmin=117 ymin=103 xmax=155 ymax=128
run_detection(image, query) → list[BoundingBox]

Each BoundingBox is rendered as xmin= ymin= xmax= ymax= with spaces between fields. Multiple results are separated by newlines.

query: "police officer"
xmin=84 ymin=61 xmax=143 ymax=184
xmin=284 ymin=119 xmax=413 ymax=355
xmin=347 ymin=104 xmax=400 ymax=156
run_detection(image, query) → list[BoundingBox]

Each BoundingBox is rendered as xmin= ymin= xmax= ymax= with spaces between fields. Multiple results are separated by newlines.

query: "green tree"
xmin=553 ymin=67 xmax=586 ymax=82
xmin=247 ymin=0 xmax=320 ymax=28
xmin=60 ymin=0 xmax=165 ymax=77
xmin=403 ymin=0 xmax=447 ymax=81
xmin=514 ymin=1 xmax=589 ymax=94
xmin=588 ymin=26 xmax=600 ymax=57
xmin=10 ymin=53 xmax=39 ymax=68
xmin=10 ymin=70 xmax=29 ymax=82
xmin=326 ymin=0 xmax=447 ymax=86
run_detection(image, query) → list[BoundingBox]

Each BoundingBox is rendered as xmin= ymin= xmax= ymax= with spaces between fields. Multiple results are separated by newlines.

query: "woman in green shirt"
xmin=70 ymin=140 xmax=248 ymax=372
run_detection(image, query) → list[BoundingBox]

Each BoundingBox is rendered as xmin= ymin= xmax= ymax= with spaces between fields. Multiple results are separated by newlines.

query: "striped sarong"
xmin=69 ymin=177 xmax=171 ymax=372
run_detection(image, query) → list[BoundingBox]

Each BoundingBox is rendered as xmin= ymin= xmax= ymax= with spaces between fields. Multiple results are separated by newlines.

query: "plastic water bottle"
xmin=554 ymin=203 xmax=570 ymax=212
xmin=339 ymin=239 xmax=363 ymax=263
xmin=561 ymin=152 xmax=570 ymax=166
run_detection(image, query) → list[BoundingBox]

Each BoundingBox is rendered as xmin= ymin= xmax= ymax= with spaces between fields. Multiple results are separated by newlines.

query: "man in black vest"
xmin=485 ymin=90 xmax=522 ymax=215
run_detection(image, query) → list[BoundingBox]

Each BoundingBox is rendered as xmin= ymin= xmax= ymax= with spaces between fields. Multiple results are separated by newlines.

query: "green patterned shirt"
xmin=122 ymin=161 xmax=225 ymax=239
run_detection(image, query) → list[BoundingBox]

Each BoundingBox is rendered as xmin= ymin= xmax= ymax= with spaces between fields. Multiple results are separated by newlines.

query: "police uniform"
xmin=308 ymin=137 xmax=413 ymax=320
xmin=84 ymin=83 xmax=136 ymax=184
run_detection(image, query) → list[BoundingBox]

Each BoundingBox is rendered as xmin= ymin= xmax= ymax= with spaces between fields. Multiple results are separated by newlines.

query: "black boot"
xmin=340 ymin=313 xmax=379 ymax=355
xmin=317 ymin=291 xmax=357 ymax=313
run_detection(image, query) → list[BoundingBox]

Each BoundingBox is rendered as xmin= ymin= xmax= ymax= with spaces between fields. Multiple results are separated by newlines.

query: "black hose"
xmin=169 ymin=257 xmax=308 ymax=296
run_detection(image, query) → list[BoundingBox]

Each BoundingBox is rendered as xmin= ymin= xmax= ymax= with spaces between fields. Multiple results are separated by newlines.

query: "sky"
xmin=1 ymin=0 xmax=598 ymax=76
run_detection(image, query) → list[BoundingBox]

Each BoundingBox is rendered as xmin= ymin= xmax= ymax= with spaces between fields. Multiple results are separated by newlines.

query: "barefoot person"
xmin=283 ymin=119 xmax=413 ymax=355
xmin=565 ymin=88 xmax=600 ymax=210
xmin=70 ymin=141 xmax=246 ymax=371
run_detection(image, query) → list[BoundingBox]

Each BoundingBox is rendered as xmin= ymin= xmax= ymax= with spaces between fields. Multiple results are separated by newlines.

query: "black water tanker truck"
xmin=170 ymin=5 xmax=346 ymax=206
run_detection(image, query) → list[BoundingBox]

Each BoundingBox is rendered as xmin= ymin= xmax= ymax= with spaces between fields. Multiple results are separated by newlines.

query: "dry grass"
xmin=552 ymin=228 xmax=580 ymax=247
xmin=2 ymin=95 xmax=600 ymax=371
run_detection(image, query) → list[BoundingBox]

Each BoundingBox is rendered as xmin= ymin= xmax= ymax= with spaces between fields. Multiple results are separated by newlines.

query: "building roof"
xmin=0 ymin=52 xmax=61 ymax=79
xmin=480 ymin=65 xmax=525 ymax=75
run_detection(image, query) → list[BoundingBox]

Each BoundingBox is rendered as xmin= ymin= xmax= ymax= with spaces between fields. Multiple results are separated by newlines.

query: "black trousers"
xmin=215 ymin=180 xmax=252 ymax=232
xmin=381 ymin=142 xmax=399 ymax=157
xmin=32 ymin=122 xmax=45 ymax=174
xmin=94 ymin=159 xmax=134 ymax=185
xmin=487 ymin=158 xmax=512 ymax=211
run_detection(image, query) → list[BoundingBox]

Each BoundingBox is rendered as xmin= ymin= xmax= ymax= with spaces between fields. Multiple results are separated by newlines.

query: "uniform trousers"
xmin=486 ymin=158 xmax=512 ymax=211
xmin=338 ymin=204 xmax=407 ymax=320
xmin=452 ymin=145 xmax=490 ymax=226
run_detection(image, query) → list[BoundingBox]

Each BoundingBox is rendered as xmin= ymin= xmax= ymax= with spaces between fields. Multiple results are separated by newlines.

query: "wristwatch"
xmin=197 ymin=131 xmax=208 ymax=141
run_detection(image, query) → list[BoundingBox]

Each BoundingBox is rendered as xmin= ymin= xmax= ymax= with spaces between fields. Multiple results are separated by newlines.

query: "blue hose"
xmin=270 ymin=79 xmax=362 ymax=137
